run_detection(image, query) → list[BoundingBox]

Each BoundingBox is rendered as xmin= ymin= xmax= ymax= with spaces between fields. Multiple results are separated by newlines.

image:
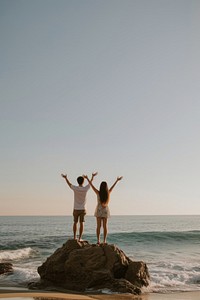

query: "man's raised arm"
xmin=61 ymin=174 xmax=72 ymax=188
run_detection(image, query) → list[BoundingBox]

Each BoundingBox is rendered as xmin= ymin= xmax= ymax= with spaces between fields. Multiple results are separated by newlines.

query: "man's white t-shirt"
xmin=71 ymin=185 xmax=90 ymax=210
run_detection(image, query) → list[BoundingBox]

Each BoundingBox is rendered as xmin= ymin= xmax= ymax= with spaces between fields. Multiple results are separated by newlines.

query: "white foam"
xmin=0 ymin=248 xmax=38 ymax=262
xmin=149 ymin=259 xmax=200 ymax=293
xmin=0 ymin=265 xmax=39 ymax=287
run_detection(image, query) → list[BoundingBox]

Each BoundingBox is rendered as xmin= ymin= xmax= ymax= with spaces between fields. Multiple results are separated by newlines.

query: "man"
xmin=61 ymin=172 xmax=97 ymax=241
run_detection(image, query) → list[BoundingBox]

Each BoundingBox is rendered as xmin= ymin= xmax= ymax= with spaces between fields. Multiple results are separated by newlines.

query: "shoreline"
xmin=1 ymin=288 xmax=200 ymax=300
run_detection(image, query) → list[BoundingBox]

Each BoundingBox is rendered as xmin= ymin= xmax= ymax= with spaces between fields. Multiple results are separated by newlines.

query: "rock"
xmin=112 ymin=278 xmax=141 ymax=294
xmin=125 ymin=261 xmax=149 ymax=287
xmin=31 ymin=239 xmax=150 ymax=294
xmin=0 ymin=263 xmax=13 ymax=275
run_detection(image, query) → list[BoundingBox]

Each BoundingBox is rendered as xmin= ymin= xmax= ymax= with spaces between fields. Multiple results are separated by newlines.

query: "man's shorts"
xmin=73 ymin=209 xmax=86 ymax=223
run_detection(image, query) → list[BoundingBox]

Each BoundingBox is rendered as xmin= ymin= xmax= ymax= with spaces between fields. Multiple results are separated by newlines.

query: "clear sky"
xmin=1 ymin=0 xmax=200 ymax=216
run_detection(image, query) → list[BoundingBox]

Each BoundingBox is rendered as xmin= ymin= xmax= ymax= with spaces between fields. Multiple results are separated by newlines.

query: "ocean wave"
xmin=150 ymin=271 xmax=200 ymax=293
xmin=0 ymin=247 xmax=39 ymax=262
xmin=0 ymin=265 xmax=39 ymax=287
xmin=0 ymin=235 xmax=68 ymax=252
xmin=147 ymin=256 xmax=200 ymax=293
xmin=3 ymin=230 xmax=200 ymax=252
xmin=107 ymin=230 xmax=200 ymax=244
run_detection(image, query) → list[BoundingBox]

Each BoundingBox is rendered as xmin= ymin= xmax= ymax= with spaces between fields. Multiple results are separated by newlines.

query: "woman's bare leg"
xmin=103 ymin=218 xmax=108 ymax=244
xmin=96 ymin=217 xmax=101 ymax=244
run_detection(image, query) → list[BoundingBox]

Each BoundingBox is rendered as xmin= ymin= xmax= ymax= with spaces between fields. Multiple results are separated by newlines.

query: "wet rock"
xmin=0 ymin=262 xmax=13 ymax=275
xmin=30 ymin=239 xmax=150 ymax=294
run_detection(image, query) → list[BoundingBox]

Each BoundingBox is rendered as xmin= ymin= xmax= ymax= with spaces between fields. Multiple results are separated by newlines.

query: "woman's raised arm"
xmin=109 ymin=176 xmax=123 ymax=193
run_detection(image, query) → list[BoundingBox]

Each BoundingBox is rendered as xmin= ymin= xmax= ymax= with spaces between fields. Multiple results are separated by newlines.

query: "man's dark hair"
xmin=77 ymin=176 xmax=84 ymax=185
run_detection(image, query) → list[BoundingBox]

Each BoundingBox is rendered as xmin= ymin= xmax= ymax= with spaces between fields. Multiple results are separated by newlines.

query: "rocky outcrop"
xmin=0 ymin=262 xmax=13 ymax=275
xmin=29 ymin=240 xmax=150 ymax=294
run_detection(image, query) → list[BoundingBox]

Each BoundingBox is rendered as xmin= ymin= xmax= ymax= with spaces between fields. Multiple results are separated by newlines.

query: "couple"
xmin=61 ymin=172 xmax=123 ymax=245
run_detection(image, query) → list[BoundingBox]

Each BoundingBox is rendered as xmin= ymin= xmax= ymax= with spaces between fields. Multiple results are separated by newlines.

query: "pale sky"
xmin=1 ymin=0 xmax=200 ymax=216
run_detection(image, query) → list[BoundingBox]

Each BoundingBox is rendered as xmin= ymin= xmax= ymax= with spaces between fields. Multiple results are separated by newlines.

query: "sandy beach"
xmin=1 ymin=288 xmax=200 ymax=300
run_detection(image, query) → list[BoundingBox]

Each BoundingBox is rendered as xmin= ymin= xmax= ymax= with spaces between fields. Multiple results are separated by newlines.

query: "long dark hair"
xmin=99 ymin=181 xmax=109 ymax=205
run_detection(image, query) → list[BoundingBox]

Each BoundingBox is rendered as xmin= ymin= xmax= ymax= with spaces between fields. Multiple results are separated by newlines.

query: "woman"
xmin=84 ymin=175 xmax=123 ymax=245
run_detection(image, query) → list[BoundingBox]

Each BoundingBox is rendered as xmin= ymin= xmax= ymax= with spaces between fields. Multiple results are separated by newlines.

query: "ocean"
xmin=0 ymin=215 xmax=200 ymax=293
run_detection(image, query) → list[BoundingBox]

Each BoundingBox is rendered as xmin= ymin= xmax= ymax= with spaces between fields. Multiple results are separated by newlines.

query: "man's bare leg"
xmin=79 ymin=222 xmax=84 ymax=241
xmin=73 ymin=222 xmax=78 ymax=239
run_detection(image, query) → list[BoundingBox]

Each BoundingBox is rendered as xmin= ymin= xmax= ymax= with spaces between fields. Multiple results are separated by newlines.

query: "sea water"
xmin=0 ymin=215 xmax=200 ymax=293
